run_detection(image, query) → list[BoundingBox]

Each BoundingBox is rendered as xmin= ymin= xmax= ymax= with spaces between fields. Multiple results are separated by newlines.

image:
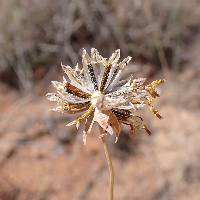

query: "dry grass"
xmin=0 ymin=0 xmax=200 ymax=90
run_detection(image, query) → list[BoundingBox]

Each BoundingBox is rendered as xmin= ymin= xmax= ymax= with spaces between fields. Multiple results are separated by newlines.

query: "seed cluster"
xmin=47 ymin=48 xmax=165 ymax=143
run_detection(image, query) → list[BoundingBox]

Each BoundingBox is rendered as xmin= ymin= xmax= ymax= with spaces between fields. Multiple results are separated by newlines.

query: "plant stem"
xmin=100 ymin=128 xmax=114 ymax=200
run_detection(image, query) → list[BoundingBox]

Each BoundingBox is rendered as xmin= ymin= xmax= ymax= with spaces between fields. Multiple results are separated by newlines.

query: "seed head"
xmin=46 ymin=48 xmax=165 ymax=144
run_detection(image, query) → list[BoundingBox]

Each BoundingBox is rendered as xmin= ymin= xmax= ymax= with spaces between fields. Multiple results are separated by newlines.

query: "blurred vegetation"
xmin=0 ymin=0 xmax=199 ymax=90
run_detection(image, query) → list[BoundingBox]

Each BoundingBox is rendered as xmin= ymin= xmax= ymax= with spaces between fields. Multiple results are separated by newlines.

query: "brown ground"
xmin=0 ymin=67 xmax=200 ymax=200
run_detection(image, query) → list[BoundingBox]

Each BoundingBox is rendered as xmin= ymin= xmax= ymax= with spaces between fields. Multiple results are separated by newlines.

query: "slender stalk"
xmin=100 ymin=128 xmax=114 ymax=200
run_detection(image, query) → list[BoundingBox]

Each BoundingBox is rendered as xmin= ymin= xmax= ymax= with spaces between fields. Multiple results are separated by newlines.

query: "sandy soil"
xmin=0 ymin=68 xmax=200 ymax=200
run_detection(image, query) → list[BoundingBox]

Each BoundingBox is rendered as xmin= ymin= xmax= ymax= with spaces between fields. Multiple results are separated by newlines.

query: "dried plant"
xmin=1 ymin=0 xmax=199 ymax=90
xmin=46 ymin=48 xmax=165 ymax=200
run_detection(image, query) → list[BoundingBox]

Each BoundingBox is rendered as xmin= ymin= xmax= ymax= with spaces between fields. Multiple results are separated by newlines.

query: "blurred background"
xmin=0 ymin=0 xmax=200 ymax=199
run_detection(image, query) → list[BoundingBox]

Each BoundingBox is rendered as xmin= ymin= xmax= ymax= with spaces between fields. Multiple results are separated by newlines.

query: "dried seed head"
xmin=46 ymin=48 xmax=165 ymax=143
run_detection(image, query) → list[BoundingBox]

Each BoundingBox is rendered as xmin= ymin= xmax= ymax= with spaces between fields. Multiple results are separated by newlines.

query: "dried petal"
xmin=92 ymin=108 xmax=114 ymax=135
xmin=106 ymin=110 xmax=121 ymax=142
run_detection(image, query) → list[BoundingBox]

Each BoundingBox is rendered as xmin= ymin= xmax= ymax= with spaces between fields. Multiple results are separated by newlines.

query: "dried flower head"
xmin=46 ymin=48 xmax=165 ymax=143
